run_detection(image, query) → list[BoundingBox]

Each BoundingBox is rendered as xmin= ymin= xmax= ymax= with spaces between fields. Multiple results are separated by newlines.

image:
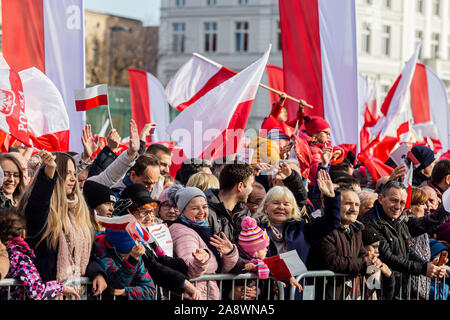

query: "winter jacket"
xmin=0 ymin=241 xmax=8 ymax=281
xmin=169 ymin=221 xmax=239 ymax=300
xmin=412 ymin=169 xmax=430 ymax=187
xmin=87 ymin=147 xmax=138 ymax=188
xmin=141 ymin=245 xmax=188 ymax=295
xmin=306 ymin=221 xmax=367 ymax=300
xmin=88 ymin=146 xmax=119 ymax=178
xmin=93 ymin=232 xmax=156 ymax=300
xmin=24 ymin=167 xmax=106 ymax=283
xmin=360 ymin=200 xmax=450 ymax=298
xmin=1 ymin=237 xmax=64 ymax=300
xmin=205 ymin=188 xmax=249 ymax=241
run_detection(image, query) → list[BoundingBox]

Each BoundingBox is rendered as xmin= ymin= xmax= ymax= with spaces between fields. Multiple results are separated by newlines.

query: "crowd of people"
xmin=0 ymin=98 xmax=449 ymax=301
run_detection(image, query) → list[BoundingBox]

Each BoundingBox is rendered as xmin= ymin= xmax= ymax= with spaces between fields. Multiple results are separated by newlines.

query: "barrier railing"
xmin=288 ymin=267 xmax=450 ymax=300
xmin=0 ymin=273 xmax=285 ymax=301
xmin=2 ymin=268 xmax=449 ymax=301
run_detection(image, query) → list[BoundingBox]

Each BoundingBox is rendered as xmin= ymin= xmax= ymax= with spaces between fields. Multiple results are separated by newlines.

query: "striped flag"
xmin=165 ymin=53 xmax=236 ymax=112
xmin=95 ymin=214 xmax=150 ymax=243
xmin=403 ymin=162 xmax=414 ymax=209
xmin=74 ymin=84 xmax=108 ymax=112
xmin=279 ymin=0 xmax=359 ymax=146
xmin=2 ymin=0 xmax=86 ymax=152
xmin=128 ymin=69 xmax=170 ymax=142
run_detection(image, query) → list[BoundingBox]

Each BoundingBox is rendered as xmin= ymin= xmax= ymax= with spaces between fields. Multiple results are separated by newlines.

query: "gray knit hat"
xmin=166 ymin=184 xmax=206 ymax=213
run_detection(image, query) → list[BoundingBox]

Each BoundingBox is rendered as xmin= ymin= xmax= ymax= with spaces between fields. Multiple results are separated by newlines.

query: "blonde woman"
xmin=17 ymin=150 xmax=107 ymax=297
xmin=186 ymin=172 xmax=220 ymax=192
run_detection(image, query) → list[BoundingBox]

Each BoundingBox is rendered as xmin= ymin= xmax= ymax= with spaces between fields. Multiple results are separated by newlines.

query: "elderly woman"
xmin=166 ymin=184 xmax=239 ymax=300
xmin=358 ymin=189 xmax=378 ymax=218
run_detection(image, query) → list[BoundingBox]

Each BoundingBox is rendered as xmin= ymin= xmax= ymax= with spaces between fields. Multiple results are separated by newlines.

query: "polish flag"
xmin=0 ymin=68 xmax=30 ymax=146
xmin=165 ymin=53 xmax=236 ymax=112
xmin=358 ymin=74 xmax=379 ymax=152
xmin=74 ymin=84 xmax=108 ymax=112
xmin=370 ymin=45 xmax=421 ymax=141
xmin=279 ymin=0 xmax=359 ymax=146
xmin=403 ymin=162 xmax=414 ymax=209
xmin=410 ymin=63 xmax=449 ymax=152
xmin=96 ymin=214 xmax=150 ymax=243
xmin=2 ymin=0 xmax=86 ymax=152
xmin=128 ymin=69 xmax=170 ymax=142
xmin=19 ymin=67 xmax=70 ymax=152
xmin=166 ymin=46 xmax=271 ymax=161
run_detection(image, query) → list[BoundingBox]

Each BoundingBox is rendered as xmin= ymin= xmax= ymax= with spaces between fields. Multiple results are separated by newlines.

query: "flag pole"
xmin=193 ymin=52 xmax=314 ymax=109
xmin=106 ymin=86 xmax=114 ymax=130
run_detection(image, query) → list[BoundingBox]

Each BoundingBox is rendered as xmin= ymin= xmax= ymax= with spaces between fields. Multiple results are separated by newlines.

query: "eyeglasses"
xmin=160 ymin=201 xmax=179 ymax=211
xmin=3 ymin=172 xmax=20 ymax=178
xmin=135 ymin=202 xmax=158 ymax=218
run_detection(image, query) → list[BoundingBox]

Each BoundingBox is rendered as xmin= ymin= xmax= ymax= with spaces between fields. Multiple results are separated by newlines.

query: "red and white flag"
xmin=0 ymin=67 xmax=30 ymax=146
xmin=410 ymin=63 xmax=449 ymax=152
xmin=403 ymin=162 xmax=414 ymax=209
xmin=95 ymin=214 xmax=150 ymax=243
xmin=19 ymin=67 xmax=70 ymax=152
xmin=128 ymin=69 xmax=170 ymax=142
xmin=166 ymin=45 xmax=271 ymax=161
xmin=279 ymin=0 xmax=359 ymax=146
xmin=165 ymin=53 xmax=236 ymax=112
xmin=2 ymin=0 xmax=86 ymax=152
xmin=74 ymin=84 xmax=108 ymax=112
xmin=370 ymin=45 xmax=421 ymax=141
xmin=358 ymin=74 xmax=379 ymax=152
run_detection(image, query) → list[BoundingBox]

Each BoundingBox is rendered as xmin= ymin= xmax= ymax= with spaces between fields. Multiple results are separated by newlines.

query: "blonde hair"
xmin=186 ymin=172 xmax=220 ymax=192
xmin=17 ymin=153 xmax=94 ymax=250
xmin=254 ymin=186 xmax=301 ymax=224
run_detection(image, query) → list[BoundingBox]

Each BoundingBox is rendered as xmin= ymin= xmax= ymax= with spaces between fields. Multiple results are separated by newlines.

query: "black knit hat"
xmin=361 ymin=224 xmax=380 ymax=246
xmin=411 ymin=145 xmax=435 ymax=170
xmin=83 ymin=180 xmax=117 ymax=209
xmin=120 ymin=183 xmax=159 ymax=212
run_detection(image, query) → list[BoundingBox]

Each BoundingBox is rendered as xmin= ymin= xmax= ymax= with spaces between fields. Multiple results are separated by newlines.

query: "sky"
xmin=85 ymin=0 xmax=161 ymax=26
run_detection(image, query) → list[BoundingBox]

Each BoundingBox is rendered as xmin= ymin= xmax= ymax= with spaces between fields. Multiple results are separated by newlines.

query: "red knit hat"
xmin=304 ymin=116 xmax=330 ymax=136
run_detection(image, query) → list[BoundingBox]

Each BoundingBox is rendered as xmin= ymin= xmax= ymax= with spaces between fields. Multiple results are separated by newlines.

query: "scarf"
xmin=250 ymin=258 xmax=270 ymax=279
xmin=56 ymin=194 xmax=91 ymax=294
xmin=169 ymin=217 xmax=223 ymax=273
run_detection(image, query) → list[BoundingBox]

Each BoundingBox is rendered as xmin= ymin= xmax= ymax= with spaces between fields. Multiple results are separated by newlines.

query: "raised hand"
xmin=106 ymin=128 xmax=121 ymax=152
xmin=316 ymin=169 xmax=335 ymax=198
xmin=139 ymin=122 xmax=157 ymax=141
xmin=130 ymin=243 xmax=146 ymax=259
xmin=39 ymin=150 xmax=57 ymax=179
xmin=389 ymin=163 xmax=407 ymax=182
xmin=127 ymin=119 xmax=140 ymax=158
xmin=321 ymin=146 xmax=333 ymax=167
xmin=81 ymin=124 xmax=98 ymax=161
xmin=209 ymin=232 xmax=234 ymax=255
xmin=276 ymin=162 xmax=292 ymax=180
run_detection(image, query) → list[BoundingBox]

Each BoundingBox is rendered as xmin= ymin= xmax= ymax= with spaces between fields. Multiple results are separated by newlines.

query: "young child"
xmin=361 ymin=224 xmax=395 ymax=300
xmin=0 ymin=209 xmax=80 ymax=300
xmin=237 ymin=216 xmax=302 ymax=292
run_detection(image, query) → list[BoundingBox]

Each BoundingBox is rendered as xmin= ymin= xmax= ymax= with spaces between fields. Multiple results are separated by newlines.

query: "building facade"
xmin=158 ymin=0 xmax=450 ymax=132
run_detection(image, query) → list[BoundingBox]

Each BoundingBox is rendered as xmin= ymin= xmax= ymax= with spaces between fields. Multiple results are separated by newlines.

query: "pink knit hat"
xmin=238 ymin=216 xmax=270 ymax=256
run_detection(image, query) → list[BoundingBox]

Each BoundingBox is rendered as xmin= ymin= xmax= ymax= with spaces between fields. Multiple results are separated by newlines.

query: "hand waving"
xmin=127 ymin=119 xmax=140 ymax=158
xmin=81 ymin=124 xmax=98 ymax=161
xmin=39 ymin=150 xmax=57 ymax=179
xmin=316 ymin=169 xmax=335 ymax=198
xmin=209 ymin=232 xmax=234 ymax=255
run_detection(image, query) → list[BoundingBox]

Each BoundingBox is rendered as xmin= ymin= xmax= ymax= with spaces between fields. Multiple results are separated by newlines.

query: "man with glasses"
xmin=360 ymin=181 xmax=450 ymax=299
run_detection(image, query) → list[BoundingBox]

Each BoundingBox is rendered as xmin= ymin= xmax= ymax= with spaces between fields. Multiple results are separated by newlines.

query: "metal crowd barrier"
xmin=2 ymin=268 xmax=449 ymax=301
xmin=289 ymin=267 xmax=450 ymax=300
xmin=0 ymin=273 xmax=285 ymax=301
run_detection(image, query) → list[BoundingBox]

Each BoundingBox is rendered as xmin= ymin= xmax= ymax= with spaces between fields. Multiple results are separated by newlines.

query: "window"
xmin=365 ymin=0 xmax=372 ymax=4
xmin=235 ymin=21 xmax=249 ymax=52
xmin=207 ymin=0 xmax=216 ymax=5
xmin=382 ymin=25 xmax=391 ymax=56
xmin=238 ymin=0 xmax=248 ymax=5
xmin=385 ymin=0 xmax=391 ymax=8
xmin=433 ymin=0 xmax=441 ymax=16
xmin=361 ymin=22 xmax=371 ymax=54
xmin=431 ymin=33 xmax=440 ymax=58
xmin=172 ymin=23 xmax=186 ymax=54
xmin=176 ymin=0 xmax=186 ymax=7
xmin=417 ymin=0 xmax=424 ymax=13
xmin=277 ymin=20 xmax=282 ymax=51
xmin=204 ymin=22 xmax=218 ymax=53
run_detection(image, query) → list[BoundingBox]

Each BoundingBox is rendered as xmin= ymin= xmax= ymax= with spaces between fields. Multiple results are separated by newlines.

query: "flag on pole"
xmin=2 ymin=0 xmax=86 ymax=152
xmin=279 ymin=0 xmax=359 ymax=146
xmin=128 ymin=69 xmax=170 ymax=142
xmin=165 ymin=53 xmax=236 ymax=112
xmin=74 ymin=84 xmax=108 ymax=112
xmin=166 ymin=45 xmax=271 ymax=161
xmin=358 ymin=74 xmax=379 ymax=152
xmin=403 ymin=162 xmax=414 ymax=209
xmin=266 ymin=65 xmax=284 ymax=107
xmin=19 ymin=67 xmax=70 ymax=152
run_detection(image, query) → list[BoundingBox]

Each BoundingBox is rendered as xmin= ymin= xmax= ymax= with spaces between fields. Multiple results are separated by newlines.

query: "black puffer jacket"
xmin=360 ymin=200 xmax=450 ymax=277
